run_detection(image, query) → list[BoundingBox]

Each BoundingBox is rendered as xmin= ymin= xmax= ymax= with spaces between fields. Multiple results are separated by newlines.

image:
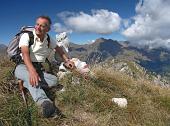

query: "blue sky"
xmin=0 ymin=0 xmax=142 ymax=45
xmin=1 ymin=0 xmax=170 ymax=49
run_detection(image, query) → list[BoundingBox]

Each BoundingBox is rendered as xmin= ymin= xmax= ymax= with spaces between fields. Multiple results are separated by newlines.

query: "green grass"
xmin=0 ymin=59 xmax=170 ymax=126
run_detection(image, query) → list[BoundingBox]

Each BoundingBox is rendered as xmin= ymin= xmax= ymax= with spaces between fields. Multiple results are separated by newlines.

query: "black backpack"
xmin=7 ymin=26 xmax=50 ymax=64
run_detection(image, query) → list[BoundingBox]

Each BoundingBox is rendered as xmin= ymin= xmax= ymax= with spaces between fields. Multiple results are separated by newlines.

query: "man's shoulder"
xmin=19 ymin=33 xmax=30 ymax=47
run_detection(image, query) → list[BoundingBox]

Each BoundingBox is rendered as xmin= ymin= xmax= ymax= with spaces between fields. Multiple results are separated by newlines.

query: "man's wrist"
xmin=64 ymin=58 xmax=70 ymax=62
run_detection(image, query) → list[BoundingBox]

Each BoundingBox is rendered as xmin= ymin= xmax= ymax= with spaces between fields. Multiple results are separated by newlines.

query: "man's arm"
xmin=21 ymin=46 xmax=40 ymax=87
xmin=55 ymin=46 xmax=75 ymax=69
xmin=55 ymin=46 xmax=69 ymax=62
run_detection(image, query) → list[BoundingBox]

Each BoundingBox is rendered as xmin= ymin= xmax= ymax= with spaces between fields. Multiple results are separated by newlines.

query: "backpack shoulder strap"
xmin=46 ymin=34 xmax=50 ymax=48
xmin=27 ymin=31 xmax=34 ymax=48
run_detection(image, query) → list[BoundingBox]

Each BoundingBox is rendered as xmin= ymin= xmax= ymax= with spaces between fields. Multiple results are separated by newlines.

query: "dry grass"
xmin=0 ymin=59 xmax=170 ymax=126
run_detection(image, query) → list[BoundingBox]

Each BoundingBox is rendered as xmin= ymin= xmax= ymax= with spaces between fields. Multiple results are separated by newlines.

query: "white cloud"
xmin=122 ymin=0 xmax=170 ymax=49
xmin=53 ymin=23 xmax=72 ymax=33
xmin=54 ymin=9 xmax=121 ymax=34
xmin=122 ymin=18 xmax=132 ymax=29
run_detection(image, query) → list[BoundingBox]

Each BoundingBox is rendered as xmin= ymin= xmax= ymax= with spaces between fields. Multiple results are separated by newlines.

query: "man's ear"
xmin=48 ymin=26 xmax=51 ymax=31
xmin=45 ymin=27 xmax=50 ymax=32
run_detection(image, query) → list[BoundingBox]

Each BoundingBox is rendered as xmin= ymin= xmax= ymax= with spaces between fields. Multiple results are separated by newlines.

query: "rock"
xmin=112 ymin=98 xmax=127 ymax=108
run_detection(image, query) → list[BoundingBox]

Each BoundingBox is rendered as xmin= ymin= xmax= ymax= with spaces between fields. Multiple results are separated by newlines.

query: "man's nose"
xmin=35 ymin=25 xmax=41 ymax=30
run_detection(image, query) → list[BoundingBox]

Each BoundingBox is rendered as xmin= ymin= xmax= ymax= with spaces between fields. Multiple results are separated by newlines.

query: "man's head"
xmin=35 ymin=15 xmax=52 ymax=36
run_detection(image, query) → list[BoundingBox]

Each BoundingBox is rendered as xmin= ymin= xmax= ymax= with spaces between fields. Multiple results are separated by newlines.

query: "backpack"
xmin=7 ymin=26 xmax=50 ymax=64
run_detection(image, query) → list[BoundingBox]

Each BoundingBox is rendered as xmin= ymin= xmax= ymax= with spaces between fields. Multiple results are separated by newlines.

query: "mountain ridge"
xmin=69 ymin=38 xmax=170 ymax=78
xmin=1 ymin=39 xmax=170 ymax=79
xmin=0 ymin=44 xmax=7 ymax=55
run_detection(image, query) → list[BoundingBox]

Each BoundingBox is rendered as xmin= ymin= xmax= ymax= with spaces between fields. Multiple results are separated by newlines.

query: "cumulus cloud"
xmin=122 ymin=18 xmax=132 ymax=29
xmin=53 ymin=23 xmax=72 ymax=33
xmin=122 ymin=0 xmax=170 ymax=48
xmin=54 ymin=9 xmax=121 ymax=34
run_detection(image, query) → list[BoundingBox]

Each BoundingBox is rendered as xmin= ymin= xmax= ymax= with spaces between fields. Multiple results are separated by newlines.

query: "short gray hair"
xmin=37 ymin=15 xmax=52 ymax=26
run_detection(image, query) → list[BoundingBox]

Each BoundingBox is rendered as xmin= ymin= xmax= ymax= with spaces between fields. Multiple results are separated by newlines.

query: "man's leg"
xmin=43 ymin=72 xmax=58 ymax=87
xmin=14 ymin=64 xmax=56 ymax=117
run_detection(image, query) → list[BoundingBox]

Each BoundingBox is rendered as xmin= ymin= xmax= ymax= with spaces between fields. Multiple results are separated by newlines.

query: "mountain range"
xmin=1 ymin=38 xmax=170 ymax=77
xmin=68 ymin=38 xmax=170 ymax=77
xmin=0 ymin=44 xmax=7 ymax=55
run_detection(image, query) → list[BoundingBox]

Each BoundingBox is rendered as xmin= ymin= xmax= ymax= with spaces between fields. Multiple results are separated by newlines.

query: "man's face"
xmin=35 ymin=18 xmax=50 ymax=36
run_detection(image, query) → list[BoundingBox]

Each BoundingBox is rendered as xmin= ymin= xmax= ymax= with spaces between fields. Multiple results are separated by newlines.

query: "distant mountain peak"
xmin=94 ymin=38 xmax=106 ymax=43
xmin=0 ymin=44 xmax=7 ymax=48
xmin=0 ymin=44 xmax=7 ymax=55
xmin=93 ymin=38 xmax=119 ymax=45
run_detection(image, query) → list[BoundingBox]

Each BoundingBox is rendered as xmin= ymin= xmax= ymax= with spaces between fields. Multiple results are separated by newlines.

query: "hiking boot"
xmin=40 ymin=101 xmax=56 ymax=118
xmin=40 ymin=100 xmax=65 ymax=118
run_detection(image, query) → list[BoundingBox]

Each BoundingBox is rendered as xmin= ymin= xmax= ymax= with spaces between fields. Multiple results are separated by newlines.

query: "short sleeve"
xmin=19 ymin=33 xmax=30 ymax=47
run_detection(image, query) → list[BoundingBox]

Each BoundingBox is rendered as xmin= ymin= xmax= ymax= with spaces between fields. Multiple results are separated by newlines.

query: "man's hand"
xmin=29 ymin=69 xmax=41 ymax=87
xmin=21 ymin=46 xmax=41 ymax=87
xmin=64 ymin=60 xmax=75 ymax=70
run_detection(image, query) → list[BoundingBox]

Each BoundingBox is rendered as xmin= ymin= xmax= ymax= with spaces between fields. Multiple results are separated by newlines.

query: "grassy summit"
xmin=0 ymin=57 xmax=170 ymax=126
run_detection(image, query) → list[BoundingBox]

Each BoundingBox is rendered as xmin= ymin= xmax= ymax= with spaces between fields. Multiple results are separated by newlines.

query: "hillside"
xmin=0 ymin=44 xmax=7 ymax=55
xmin=0 ymin=56 xmax=170 ymax=126
xmin=68 ymin=38 xmax=170 ymax=79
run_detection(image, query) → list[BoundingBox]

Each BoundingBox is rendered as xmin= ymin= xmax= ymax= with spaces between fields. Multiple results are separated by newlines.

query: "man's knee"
xmin=44 ymin=72 xmax=58 ymax=87
xmin=15 ymin=64 xmax=29 ymax=81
